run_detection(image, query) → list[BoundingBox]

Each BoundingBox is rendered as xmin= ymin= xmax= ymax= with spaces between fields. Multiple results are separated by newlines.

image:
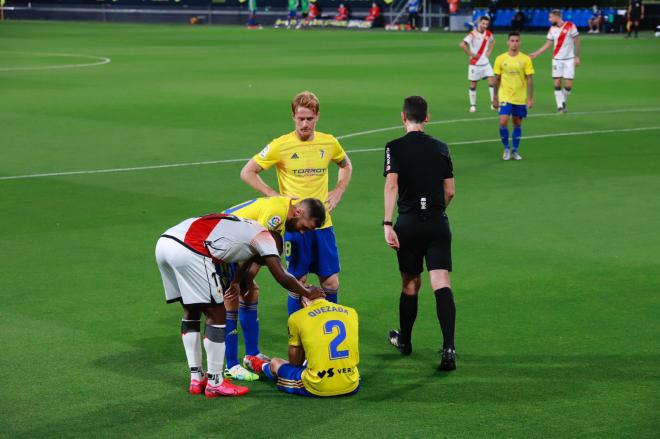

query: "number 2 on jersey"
xmin=323 ymin=320 xmax=349 ymax=360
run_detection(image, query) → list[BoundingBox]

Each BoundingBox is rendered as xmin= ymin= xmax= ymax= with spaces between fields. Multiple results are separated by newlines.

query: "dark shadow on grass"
xmin=357 ymin=353 xmax=660 ymax=404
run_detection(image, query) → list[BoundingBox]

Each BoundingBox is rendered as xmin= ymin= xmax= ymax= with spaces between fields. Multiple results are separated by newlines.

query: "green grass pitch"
xmin=1 ymin=21 xmax=659 ymax=437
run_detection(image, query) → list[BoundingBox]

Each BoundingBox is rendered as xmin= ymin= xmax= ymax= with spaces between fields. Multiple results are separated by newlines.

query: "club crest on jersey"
xmin=268 ymin=216 xmax=282 ymax=229
xmin=291 ymin=153 xmax=300 ymax=159
xmin=259 ymin=144 xmax=270 ymax=159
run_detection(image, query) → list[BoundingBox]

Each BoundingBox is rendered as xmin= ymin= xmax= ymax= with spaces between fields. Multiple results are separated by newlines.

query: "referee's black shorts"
xmin=394 ymin=211 xmax=452 ymax=275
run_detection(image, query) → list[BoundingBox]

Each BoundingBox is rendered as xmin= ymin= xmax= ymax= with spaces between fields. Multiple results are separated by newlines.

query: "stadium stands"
xmin=471 ymin=7 xmax=619 ymax=30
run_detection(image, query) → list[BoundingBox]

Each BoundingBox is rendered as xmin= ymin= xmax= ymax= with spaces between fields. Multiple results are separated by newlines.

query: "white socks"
xmin=181 ymin=319 xmax=203 ymax=380
xmin=554 ymin=89 xmax=565 ymax=109
xmin=563 ymin=88 xmax=571 ymax=103
xmin=468 ymin=89 xmax=477 ymax=106
xmin=204 ymin=324 xmax=227 ymax=385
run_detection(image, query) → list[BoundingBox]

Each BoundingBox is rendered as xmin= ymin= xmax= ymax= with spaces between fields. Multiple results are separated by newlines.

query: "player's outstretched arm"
xmin=530 ymin=40 xmax=552 ymax=59
xmin=240 ymin=159 xmax=279 ymax=197
xmin=327 ymin=155 xmax=352 ymax=212
xmin=263 ymin=255 xmax=325 ymax=299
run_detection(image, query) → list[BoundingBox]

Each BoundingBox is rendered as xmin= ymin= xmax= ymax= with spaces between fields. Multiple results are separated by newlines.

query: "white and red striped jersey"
xmin=162 ymin=214 xmax=279 ymax=263
xmin=463 ymin=29 xmax=494 ymax=66
xmin=546 ymin=21 xmax=579 ymax=60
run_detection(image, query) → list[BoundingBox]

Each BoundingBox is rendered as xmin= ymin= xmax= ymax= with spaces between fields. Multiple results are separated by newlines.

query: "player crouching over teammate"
xmin=245 ymin=295 xmax=360 ymax=397
xmin=221 ymin=196 xmax=327 ymax=382
xmin=155 ymin=213 xmax=324 ymax=398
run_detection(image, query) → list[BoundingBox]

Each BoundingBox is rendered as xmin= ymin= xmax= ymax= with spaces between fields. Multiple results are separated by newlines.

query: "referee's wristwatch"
xmin=382 ymin=221 xmax=393 ymax=226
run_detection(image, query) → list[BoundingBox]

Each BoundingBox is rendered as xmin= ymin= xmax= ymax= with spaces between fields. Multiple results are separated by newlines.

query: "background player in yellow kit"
xmin=240 ymin=91 xmax=353 ymax=316
xmin=219 ymin=196 xmax=327 ymax=381
xmin=492 ymin=32 xmax=535 ymax=161
xmin=244 ymin=295 xmax=360 ymax=397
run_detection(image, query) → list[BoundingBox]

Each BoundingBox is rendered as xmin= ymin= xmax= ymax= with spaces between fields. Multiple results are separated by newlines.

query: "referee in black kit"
xmin=383 ymin=96 xmax=457 ymax=371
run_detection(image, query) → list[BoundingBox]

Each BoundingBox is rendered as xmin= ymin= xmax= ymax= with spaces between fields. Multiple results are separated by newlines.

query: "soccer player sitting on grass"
xmin=155 ymin=213 xmax=324 ymax=398
xmin=219 ymin=197 xmax=326 ymax=382
xmin=244 ymin=295 xmax=360 ymax=397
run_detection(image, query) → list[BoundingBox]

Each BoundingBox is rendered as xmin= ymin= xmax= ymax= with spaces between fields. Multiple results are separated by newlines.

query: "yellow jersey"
xmin=287 ymin=299 xmax=360 ymax=397
xmin=223 ymin=196 xmax=291 ymax=235
xmin=493 ymin=52 xmax=535 ymax=105
xmin=253 ymin=131 xmax=346 ymax=229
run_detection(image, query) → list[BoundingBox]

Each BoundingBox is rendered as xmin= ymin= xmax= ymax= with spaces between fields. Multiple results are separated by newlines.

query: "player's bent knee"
xmin=429 ymin=269 xmax=451 ymax=291
xmin=182 ymin=305 xmax=203 ymax=320
xmin=401 ymin=273 xmax=421 ymax=295
xmin=320 ymin=274 xmax=339 ymax=291
xmin=203 ymin=306 xmax=226 ymax=325
xmin=269 ymin=358 xmax=287 ymax=375
xmin=224 ymin=295 xmax=239 ymax=311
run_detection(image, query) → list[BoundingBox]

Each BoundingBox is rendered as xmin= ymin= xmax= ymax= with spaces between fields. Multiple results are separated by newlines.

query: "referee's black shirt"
xmin=383 ymin=131 xmax=453 ymax=214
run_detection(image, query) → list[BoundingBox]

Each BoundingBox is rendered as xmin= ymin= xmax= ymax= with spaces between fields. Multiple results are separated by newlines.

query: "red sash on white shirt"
xmin=552 ymin=22 xmax=573 ymax=58
xmin=470 ymin=30 xmax=491 ymax=65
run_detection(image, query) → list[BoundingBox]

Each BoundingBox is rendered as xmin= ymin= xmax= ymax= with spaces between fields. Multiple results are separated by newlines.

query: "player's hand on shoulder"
xmin=384 ymin=225 xmax=400 ymax=250
xmin=306 ymin=285 xmax=326 ymax=300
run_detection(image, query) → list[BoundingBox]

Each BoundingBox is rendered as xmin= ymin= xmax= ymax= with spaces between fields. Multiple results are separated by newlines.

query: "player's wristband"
xmin=382 ymin=221 xmax=393 ymax=226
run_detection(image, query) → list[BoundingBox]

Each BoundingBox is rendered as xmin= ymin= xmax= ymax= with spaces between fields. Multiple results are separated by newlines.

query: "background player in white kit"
xmin=155 ymin=213 xmax=323 ymax=398
xmin=460 ymin=16 xmax=496 ymax=113
xmin=530 ymin=9 xmax=581 ymax=113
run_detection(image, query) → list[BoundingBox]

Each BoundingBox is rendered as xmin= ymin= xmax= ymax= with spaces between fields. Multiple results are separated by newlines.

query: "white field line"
xmin=337 ymin=107 xmax=660 ymax=139
xmin=345 ymin=126 xmax=660 ymax=154
xmin=1 ymin=109 xmax=659 ymax=182
xmin=0 ymin=51 xmax=111 ymax=72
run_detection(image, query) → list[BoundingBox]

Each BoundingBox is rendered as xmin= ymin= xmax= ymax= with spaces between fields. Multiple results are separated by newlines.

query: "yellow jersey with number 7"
xmin=252 ymin=131 xmax=346 ymax=229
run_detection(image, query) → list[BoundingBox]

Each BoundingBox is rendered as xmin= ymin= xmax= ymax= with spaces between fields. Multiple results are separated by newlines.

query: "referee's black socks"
xmin=434 ymin=288 xmax=456 ymax=350
xmin=399 ymin=292 xmax=418 ymax=345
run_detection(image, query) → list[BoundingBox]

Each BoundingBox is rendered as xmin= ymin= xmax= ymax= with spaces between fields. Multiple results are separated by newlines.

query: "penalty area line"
xmin=1 ymin=126 xmax=659 ymax=182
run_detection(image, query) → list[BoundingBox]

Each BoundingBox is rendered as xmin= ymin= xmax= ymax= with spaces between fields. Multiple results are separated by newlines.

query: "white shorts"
xmin=468 ymin=63 xmax=494 ymax=81
xmin=552 ymin=59 xmax=575 ymax=79
xmin=155 ymin=237 xmax=225 ymax=306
